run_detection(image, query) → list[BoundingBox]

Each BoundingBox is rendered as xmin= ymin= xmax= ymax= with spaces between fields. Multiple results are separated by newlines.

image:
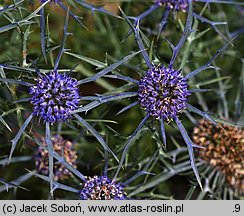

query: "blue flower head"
xmin=80 ymin=176 xmax=127 ymax=200
xmin=138 ymin=66 xmax=190 ymax=121
xmin=30 ymin=71 xmax=80 ymax=123
xmin=155 ymin=0 xmax=189 ymax=11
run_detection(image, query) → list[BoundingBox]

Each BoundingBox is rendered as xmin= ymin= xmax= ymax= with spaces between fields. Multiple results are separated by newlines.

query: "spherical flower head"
xmin=138 ymin=66 xmax=190 ymax=121
xmin=30 ymin=71 xmax=80 ymax=123
xmin=35 ymin=135 xmax=77 ymax=181
xmin=193 ymin=119 xmax=244 ymax=194
xmin=155 ymin=0 xmax=189 ymax=11
xmin=80 ymin=176 xmax=127 ymax=200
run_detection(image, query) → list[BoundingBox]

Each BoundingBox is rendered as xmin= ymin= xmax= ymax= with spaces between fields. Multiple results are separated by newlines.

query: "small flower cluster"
xmin=30 ymin=71 xmax=80 ymax=123
xmin=35 ymin=135 xmax=77 ymax=181
xmin=155 ymin=0 xmax=189 ymax=11
xmin=193 ymin=119 xmax=244 ymax=194
xmin=138 ymin=66 xmax=190 ymax=121
xmin=80 ymin=176 xmax=127 ymax=200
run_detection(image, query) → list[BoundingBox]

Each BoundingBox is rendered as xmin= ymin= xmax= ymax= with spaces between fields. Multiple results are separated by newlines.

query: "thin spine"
xmin=169 ymin=0 xmax=193 ymax=67
xmin=53 ymin=8 xmax=71 ymax=72
xmin=116 ymin=101 xmax=139 ymax=115
xmin=186 ymin=103 xmax=217 ymax=125
xmin=174 ymin=116 xmax=203 ymax=190
xmin=40 ymin=7 xmax=47 ymax=61
xmin=119 ymin=7 xmax=152 ymax=68
xmin=185 ymin=37 xmax=235 ymax=79
xmin=114 ymin=114 xmax=149 ymax=179
xmin=73 ymin=0 xmax=121 ymax=18
xmin=77 ymin=51 xmax=141 ymax=85
xmin=72 ymin=92 xmax=138 ymax=114
xmin=58 ymin=2 xmax=86 ymax=29
xmin=157 ymin=9 xmax=170 ymax=39
xmin=73 ymin=114 xmax=119 ymax=163
xmin=9 ymin=114 xmax=33 ymax=163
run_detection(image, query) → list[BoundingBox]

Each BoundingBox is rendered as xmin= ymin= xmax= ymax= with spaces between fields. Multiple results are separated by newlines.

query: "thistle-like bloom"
xmin=30 ymin=71 xmax=80 ymax=123
xmin=155 ymin=0 xmax=189 ymax=11
xmin=86 ymin=1 xmax=234 ymax=188
xmin=138 ymin=66 xmax=190 ymax=121
xmin=80 ymin=176 xmax=127 ymax=200
xmin=193 ymin=119 xmax=244 ymax=194
xmin=35 ymin=135 xmax=77 ymax=181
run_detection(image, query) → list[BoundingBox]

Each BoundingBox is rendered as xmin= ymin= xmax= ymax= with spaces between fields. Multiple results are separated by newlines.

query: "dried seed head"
xmin=155 ymin=0 xmax=189 ymax=11
xmin=80 ymin=176 xmax=127 ymax=200
xmin=138 ymin=66 xmax=190 ymax=121
xmin=30 ymin=71 xmax=80 ymax=123
xmin=35 ymin=135 xmax=77 ymax=181
xmin=193 ymin=119 xmax=244 ymax=194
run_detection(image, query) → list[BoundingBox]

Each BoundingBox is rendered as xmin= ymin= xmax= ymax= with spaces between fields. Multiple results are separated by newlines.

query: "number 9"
xmin=235 ymin=204 xmax=240 ymax=212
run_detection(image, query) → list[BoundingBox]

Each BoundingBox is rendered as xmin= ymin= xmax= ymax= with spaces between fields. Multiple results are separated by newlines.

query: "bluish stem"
xmin=185 ymin=37 xmax=235 ymax=79
xmin=73 ymin=114 xmax=119 ymax=163
xmin=72 ymin=92 xmax=138 ymax=114
xmin=195 ymin=0 xmax=244 ymax=5
xmin=77 ymin=51 xmax=141 ymax=85
xmin=193 ymin=12 xmax=229 ymax=42
xmin=58 ymin=2 xmax=86 ymax=29
xmin=186 ymin=103 xmax=217 ymax=125
xmin=158 ymin=9 xmax=170 ymax=39
xmin=174 ymin=116 xmax=203 ymax=190
xmin=116 ymin=101 xmax=139 ymax=115
xmin=132 ymin=4 xmax=159 ymax=21
xmin=169 ymin=0 xmax=193 ymax=67
xmin=9 ymin=114 xmax=33 ymax=163
xmin=53 ymin=9 xmax=71 ymax=71
xmin=40 ymin=7 xmax=47 ymax=61
xmin=0 ymin=78 xmax=33 ymax=86
xmin=0 ymin=0 xmax=24 ymax=16
xmin=114 ymin=114 xmax=149 ymax=179
xmin=123 ymin=171 xmax=152 ymax=186
xmin=160 ymin=119 xmax=167 ymax=149
xmin=73 ymin=0 xmax=121 ymax=18
xmin=119 ymin=7 xmax=152 ymax=68
xmin=45 ymin=122 xmax=54 ymax=198
xmin=104 ymin=74 xmax=139 ymax=84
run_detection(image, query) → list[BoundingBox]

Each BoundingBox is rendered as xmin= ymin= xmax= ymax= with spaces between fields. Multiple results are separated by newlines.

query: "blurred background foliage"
xmin=0 ymin=0 xmax=243 ymax=199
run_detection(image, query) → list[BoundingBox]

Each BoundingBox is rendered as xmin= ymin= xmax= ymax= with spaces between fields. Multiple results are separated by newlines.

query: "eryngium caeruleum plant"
xmin=0 ymin=0 xmax=243 ymax=200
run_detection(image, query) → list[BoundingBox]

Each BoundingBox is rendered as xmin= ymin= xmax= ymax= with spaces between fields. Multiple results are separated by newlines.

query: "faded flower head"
xmin=35 ymin=135 xmax=77 ymax=181
xmin=80 ymin=176 xmax=127 ymax=200
xmin=155 ymin=0 xmax=189 ymax=11
xmin=138 ymin=66 xmax=190 ymax=121
xmin=193 ymin=119 xmax=244 ymax=194
xmin=30 ymin=71 xmax=80 ymax=123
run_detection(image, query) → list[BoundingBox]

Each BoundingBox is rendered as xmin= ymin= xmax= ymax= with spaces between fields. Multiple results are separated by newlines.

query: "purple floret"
xmin=155 ymin=0 xmax=189 ymax=11
xmin=138 ymin=66 xmax=190 ymax=121
xmin=30 ymin=71 xmax=80 ymax=123
xmin=80 ymin=176 xmax=127 ymax=200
